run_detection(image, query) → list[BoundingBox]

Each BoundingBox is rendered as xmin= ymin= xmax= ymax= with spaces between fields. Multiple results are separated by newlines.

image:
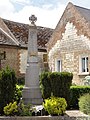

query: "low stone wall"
xmin=0 ymin=115 xmax=90 ymax=120
xmin=0 ymin=116 xmax=66 ymax=120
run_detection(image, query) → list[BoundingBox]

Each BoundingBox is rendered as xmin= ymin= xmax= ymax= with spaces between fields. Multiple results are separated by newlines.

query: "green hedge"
xmin=70 ymin=86 xmax=90 ymax=109
xmin=0 ymin=67 xmax=17 ymax=114
xmin=40 ymin=72 xmax=73 ymax=106
xmin=40 ymin=72 xmax=51 ymax=99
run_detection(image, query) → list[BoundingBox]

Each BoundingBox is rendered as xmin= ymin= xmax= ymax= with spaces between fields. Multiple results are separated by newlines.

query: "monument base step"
xmin=22 ymin=87 xmax=43 ymax=105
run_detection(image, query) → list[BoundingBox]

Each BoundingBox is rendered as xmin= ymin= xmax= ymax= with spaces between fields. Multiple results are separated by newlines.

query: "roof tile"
xmin=3 ymin=19 xmax=53 ymax=50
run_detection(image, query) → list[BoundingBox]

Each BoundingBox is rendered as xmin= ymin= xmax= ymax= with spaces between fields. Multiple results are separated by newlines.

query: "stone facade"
xmin=47 ymin=2 xmax=90 ymax=85
xmin=0 ymin=45 xmax=48 ymax=78
xmin=0 ymin=45 xmax=20 ymax=76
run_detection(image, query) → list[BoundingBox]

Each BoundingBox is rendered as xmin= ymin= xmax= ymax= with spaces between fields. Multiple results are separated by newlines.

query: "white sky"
xmin=0 ymin=0 xmax=90 ymax=28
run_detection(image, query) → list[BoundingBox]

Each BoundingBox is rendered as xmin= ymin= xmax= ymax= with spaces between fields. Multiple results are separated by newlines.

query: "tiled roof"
xmin=0 ymin=17 xmax=19 ymax=46
xmin=3 ymin=19 xmax=53 ymax=50
xmin=75 ymin=5 xmax=90 ymax=23
xmin=0 ymin=28 xmax=17 ymax=46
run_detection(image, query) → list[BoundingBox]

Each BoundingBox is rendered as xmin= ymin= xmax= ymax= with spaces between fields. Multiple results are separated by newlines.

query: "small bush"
xmin=15 ymin=85 xmax=24 ymax=103
xmin=18 ymin=100 xmax=33 ymax=116
xmin=79 ymin=93 xmax=90 ymax=115
xmin=70 ymin=86 xmax=90 ymax=109
xmin=4 ymin=101 xmax=18 ymax=116
xmin=4 ymin=100 xmax=33 ymax=116
xmin=43 ymin=96 xmax=67 ymax=115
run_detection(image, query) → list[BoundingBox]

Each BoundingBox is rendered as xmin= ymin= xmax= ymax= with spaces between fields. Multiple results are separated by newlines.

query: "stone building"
xmin=47 ymin=2 xmax=90 ymax=85
xmin=0 ymin=2 xmax=90 ymax=85
xmin=0 ymin=17 xmax=53 ymax=77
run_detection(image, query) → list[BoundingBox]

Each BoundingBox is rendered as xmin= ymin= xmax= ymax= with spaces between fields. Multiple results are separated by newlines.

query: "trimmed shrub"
xmin=79 ymin=93 xmax=90 ymax=115
xmin=40 ymin=72 xmax=51 ymax=99
xmin=40 ymin=71 xmax=73 ymax=106
xmin=43 ymin=96 xmax=67 ymax=115
xmin=4 ymin=101 xmax=18 ymax=116
xmin=0 ymin=67 xmax=17 ymax=114
xmin=50 ymin=72 xmax=72 ymax=106
xmin=49 ymin=72 xmax=61 ymax=97
xmin=70 ymin=86 xmax=90 ymax=109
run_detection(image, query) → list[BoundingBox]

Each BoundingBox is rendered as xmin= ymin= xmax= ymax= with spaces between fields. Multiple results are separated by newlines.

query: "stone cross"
xmin=29 ymin=15 xmax=37 ymax=25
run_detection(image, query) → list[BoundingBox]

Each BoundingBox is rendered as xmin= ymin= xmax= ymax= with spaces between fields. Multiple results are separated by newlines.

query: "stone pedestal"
xmin=23 ymin=87 xmax=42 ymax=105
xmin=22 ymin=15 xmax=42 ymax=105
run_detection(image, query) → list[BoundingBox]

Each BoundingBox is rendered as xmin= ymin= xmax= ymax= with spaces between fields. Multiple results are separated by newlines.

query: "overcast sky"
xmin=0 ymin=0 xmax=90 ymax=28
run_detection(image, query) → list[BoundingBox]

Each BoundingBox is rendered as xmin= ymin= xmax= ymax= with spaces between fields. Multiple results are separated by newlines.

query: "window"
xmin=0 ymin=51 xmax=6 ymax=70
xmin=81 ymin=57 xmax=88 ymax=73
xmin=55 ymin=59 xmax=61 ymax=72
xmin=43 ymin=54 xmax=47 ymax=62
xmin=43 ymin=54 xmax=48 ymax=71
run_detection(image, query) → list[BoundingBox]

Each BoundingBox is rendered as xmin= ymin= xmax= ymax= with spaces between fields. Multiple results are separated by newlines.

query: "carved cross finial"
xmin=29 ymin=15 xmax=37 ymax=25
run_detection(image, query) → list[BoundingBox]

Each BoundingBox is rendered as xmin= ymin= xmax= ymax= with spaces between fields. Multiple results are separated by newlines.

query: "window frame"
xmin=55 ymin=59 xmax=62 ymax=72
xmin=79 ymin=55 xmax=89 ymax=75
